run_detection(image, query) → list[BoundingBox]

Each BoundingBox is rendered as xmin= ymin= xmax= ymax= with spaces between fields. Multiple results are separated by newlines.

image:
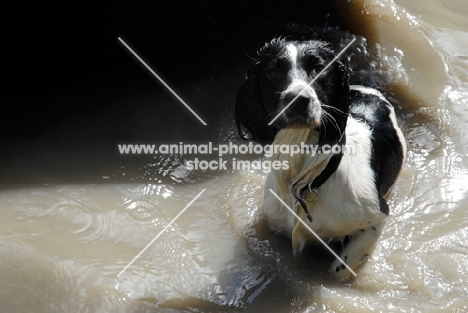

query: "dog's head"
xmin=235 ymin=38 xmax=349 ymax=145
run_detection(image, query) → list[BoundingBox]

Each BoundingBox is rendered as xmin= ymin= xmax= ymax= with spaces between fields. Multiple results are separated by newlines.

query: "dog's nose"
xmin=284 ymin=93 xmax=310 ymax=115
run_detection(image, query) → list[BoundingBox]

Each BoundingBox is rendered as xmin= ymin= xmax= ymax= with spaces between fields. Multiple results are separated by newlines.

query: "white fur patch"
xmin=350 ymin=85 xmax=389 ymax=103
xmin=263 ymin=117 xmax=385 ymax=237
xmin=350 ymin=84 xmax=407 ymax=164
xmin=387 ymin=103 xmax=407 ymax=163
xmin=286 ymin=44 xmax=299 ymax=79
xmin=312 ymin=117 xmax=385 ymax=237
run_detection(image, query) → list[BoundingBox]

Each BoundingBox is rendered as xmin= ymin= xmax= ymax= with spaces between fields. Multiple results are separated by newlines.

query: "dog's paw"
xmin=330 ymin=255 xmax=352 ymax=281
xmin=330 ymin=254 xmax=368 ymax=282
xmin=331 ymin=257 xmax=353 ymax=282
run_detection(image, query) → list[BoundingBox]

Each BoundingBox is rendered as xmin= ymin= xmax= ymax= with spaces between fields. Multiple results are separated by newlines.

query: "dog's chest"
xmin=305 ymin=125 xmax=385 ymax=236
xmin=301 ymin=182 xmax=385 ymax=238
xmin=264 ymin=117 xmax=386 ymax=238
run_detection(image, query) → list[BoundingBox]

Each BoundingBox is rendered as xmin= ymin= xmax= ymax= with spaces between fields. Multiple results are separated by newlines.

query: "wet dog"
xmin=235 ymin=38 xmax=406 ymax=280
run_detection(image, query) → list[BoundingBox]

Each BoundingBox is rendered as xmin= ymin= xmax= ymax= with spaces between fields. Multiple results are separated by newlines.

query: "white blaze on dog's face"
xmin=281 ymin=44 xmax=322 ymax=128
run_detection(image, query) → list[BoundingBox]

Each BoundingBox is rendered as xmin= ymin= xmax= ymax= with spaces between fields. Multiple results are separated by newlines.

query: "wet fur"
xmin=235 ymin=38 xmax=406 ymax=280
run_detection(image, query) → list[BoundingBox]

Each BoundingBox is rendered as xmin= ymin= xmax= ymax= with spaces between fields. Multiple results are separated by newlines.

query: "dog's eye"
xmin=304 ymin=56 xmax=321 ymax=71
xmin=267 ymin=68 xmax=280 ymax=78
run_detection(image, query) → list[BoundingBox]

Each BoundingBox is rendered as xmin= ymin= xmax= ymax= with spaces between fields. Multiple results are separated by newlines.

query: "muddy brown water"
xmin=1 ymin=0 xmax=468 ymax=312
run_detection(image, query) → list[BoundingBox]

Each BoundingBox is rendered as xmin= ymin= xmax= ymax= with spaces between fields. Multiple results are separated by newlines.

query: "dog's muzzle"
xmin=280 ymin=80 xmax=321 ymax=126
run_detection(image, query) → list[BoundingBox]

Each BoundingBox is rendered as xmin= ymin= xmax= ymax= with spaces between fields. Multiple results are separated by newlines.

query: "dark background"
xmin=1 ymin=0 xmax=359 ymax=186
xmin=3 ymin=0 xmax=341 ymax=133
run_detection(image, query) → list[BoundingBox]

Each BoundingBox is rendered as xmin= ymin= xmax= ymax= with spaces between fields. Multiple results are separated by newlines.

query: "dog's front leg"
xmin=331 ymin=220 xmax=386 ymax=281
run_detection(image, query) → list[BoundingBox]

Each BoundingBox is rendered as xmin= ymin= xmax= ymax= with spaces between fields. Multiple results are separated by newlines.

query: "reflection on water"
xmin=2 ymin=0 xmax=468 ymax=312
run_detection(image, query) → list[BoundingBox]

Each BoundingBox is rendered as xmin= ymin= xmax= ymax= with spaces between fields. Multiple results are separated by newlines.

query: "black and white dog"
xmin=235 ymin=38 xmax=406 ymax=280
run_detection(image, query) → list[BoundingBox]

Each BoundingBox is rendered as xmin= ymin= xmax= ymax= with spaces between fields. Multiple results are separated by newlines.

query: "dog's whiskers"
xmin=321 ymin=104 xmax=350 ymax=117
xmin=321 ymin=107 xmax=343 ymax=139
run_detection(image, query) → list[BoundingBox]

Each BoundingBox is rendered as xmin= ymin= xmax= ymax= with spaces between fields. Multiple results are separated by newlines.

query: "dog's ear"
xmin=234 ymin=63 xmax=278 ymax=145
xmin=336 ymin=61 xmax=350 ymax=127
xmin=336 ymin=61 xmax=350 ymax=111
